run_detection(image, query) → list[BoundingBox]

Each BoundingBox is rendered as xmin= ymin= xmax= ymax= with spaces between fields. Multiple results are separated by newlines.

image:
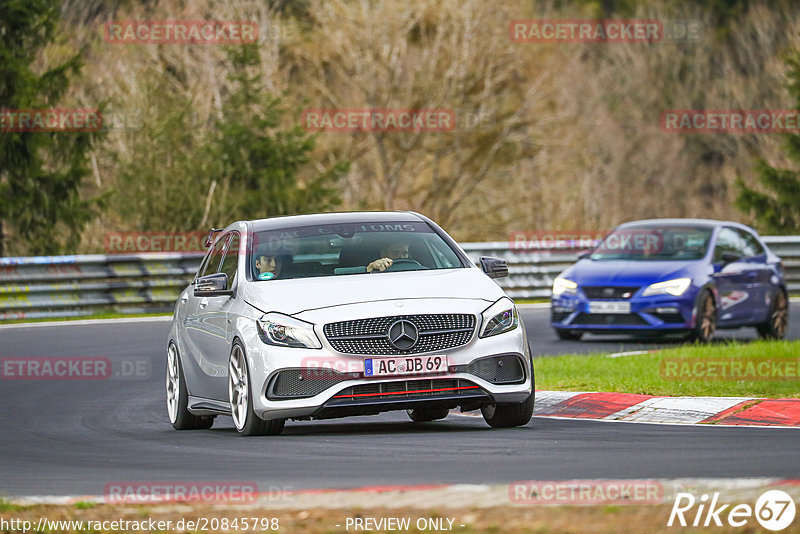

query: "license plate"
xmin=364 ymin=355 xmax=448 ymax=377
xmin=588 ymin=301 xmax=631 ymax=314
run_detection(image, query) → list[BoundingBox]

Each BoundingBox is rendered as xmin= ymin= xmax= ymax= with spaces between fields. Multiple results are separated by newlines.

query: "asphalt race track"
xmin=1 ymin=306 xmax=798 ymax=497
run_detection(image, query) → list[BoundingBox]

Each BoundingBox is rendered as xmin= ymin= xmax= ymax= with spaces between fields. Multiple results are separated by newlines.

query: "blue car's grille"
xmin=571 ymin=313 xmax=648 ymax=326
xmin=582 ymin=286 xmax=640 ymax=299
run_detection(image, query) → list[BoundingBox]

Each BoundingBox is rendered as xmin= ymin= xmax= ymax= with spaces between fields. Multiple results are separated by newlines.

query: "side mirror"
xmin=479 ymin=256 xmax=508 ymax=279
xmin=721 ymin=252 xmax=742 ymax=264
xmin=577 ymin=251 xmax=592 ymax=260
xmin=194 ymin=273 xmax=233 ymax=297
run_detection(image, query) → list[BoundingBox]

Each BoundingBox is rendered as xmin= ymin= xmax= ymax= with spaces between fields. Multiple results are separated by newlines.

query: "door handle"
xmin=199 ymin=297 xmax=209 ymax=309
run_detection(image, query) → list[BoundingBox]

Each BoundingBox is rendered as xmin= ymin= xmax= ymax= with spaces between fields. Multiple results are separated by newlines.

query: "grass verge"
xmin=535 ymin=340 xmax=800 ymax=398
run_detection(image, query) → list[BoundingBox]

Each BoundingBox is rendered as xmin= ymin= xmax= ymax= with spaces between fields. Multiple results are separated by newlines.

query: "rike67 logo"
xmin=668 ymin=490 xmax=796 ymax=531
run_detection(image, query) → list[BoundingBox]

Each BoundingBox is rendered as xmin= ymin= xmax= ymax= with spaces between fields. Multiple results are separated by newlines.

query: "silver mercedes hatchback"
xmin=167 ymin=211 xmax=534 ymax=435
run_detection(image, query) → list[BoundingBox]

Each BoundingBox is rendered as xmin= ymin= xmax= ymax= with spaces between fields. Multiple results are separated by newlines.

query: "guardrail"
xmin=1 ymin=237 xmax=799 ymax=320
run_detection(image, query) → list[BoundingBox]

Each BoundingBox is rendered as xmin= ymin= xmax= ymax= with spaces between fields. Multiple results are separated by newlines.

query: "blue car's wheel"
xmin=757 ymin=290 xmax=789 ymax=340
xmin=690 ymin=290 xmax=716 ymax=343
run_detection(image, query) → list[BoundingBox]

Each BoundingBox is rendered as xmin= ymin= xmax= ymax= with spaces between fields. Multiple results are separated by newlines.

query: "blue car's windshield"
xmin=250 ymin=221 xmax=464 ymax=280
xmin=589 ymin=226 xmax=712 ymax=261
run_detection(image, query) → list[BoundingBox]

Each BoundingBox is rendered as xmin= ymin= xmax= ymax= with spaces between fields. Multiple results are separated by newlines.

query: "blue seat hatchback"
xmin=550 ymin=219 xmax=788 ymax=342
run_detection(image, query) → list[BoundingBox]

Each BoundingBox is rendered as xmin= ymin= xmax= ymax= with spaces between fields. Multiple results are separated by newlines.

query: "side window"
xmin=713 ymin=228 xmax=744 ymax=263
xmin=737 ymin=229 xmax=765 ymax=258
xmin=219 ymin=233 xmax=240 ymax=284
xmin=199 ymin=234 xmax=229 ymax=278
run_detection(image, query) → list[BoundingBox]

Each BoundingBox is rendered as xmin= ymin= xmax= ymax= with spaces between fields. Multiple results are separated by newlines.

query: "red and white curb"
xmin=534 ymin=390 xmax=800 ymax=426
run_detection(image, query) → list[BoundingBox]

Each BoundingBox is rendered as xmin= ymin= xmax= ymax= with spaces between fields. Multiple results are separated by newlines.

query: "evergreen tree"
xmin=210 ymin=44 xmax=347 ymax=223
xmin=735 ymin=51 xmax=800 ymax=234
xmin=0 ymin=0 xmax=103 ymax=256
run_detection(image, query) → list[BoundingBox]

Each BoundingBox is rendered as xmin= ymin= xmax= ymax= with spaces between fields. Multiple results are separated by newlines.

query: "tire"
xmin=228 ymin=341 xmax=285 ymax=436
xmin=757 ymin=290 xmax=789 ymax=340
xmin=689 ymin=290 xmax=716 ymax=343
xmin=407 ymin=406 xmax=450 ymax=422
xmin=555 ymin=328 xmax=583 ymax=341
xmin=481 ymin=358 xmax=535 ymax=429
xmin=166 ymin=342 xmax=214 ymax=430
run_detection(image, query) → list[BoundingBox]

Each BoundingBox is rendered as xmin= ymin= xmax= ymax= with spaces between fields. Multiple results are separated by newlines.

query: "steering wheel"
xmin=385 ymin=258 xmax=424 ymax=272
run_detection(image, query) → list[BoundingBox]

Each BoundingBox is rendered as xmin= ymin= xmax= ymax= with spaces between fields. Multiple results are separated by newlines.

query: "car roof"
xmin=245 ymin=211 xmax=425 ymax=232
xmin=616 ymin=218 xmax=757 ymax=233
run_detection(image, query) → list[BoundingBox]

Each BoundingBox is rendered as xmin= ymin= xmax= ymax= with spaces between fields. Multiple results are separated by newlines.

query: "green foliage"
xmin=0 ymin=0 xmax=103 ymax=256
xmin=209 ymin=44 xmax=347 ymax=224
xmin=111 ymin=44 xmax=346 ymax=233
xmin=736 ymin=50 xmax=800 ymax=234
xmin=111 ymin=80 xmax=211 ymax=232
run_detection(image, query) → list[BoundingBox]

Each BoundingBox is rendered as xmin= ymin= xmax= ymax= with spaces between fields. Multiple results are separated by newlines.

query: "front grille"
xmin=331 ymin=378 xmax=480 ymax=401
xmin=551 ymin=310 xmax=570 ymax=323
xmin=467 ymin=355 xmax=525 ymax=384
xmin=571 ymin=313 xmax=649 ymax=326
xmin=582 ymin=286 xmax=640 ymax=299
xmin=268 ymin=368 xmax=354 ymax=399
xmin=324 ymin=314 xmax=476 ymax=355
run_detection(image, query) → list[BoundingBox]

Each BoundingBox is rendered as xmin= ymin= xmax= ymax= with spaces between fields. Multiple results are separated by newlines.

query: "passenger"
xmin=255 ymin=253 xmax=284 ymax=280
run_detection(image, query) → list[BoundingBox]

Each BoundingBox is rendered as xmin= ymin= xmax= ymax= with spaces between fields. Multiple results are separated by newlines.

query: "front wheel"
xmin=482 ymin=361 xmax=535 ymax=428
xmin=757 ymin=290 xmax=789 ymax=340
xmin=689 ymin=290 xmax=716 ymax=343
xmin=228 ymin=342 xmax=285 ymax=436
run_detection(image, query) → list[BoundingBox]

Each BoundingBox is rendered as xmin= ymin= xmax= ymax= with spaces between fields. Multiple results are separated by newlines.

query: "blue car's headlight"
xmin=257 ymin=313 xmax=322 ymax=349
xmin=641 ymin=278 xmax=691 ymax=297
xmin=552 ymin=277 xmax=578 ymax=296
xmin=480 ymin=297 xmax=519 ymax=338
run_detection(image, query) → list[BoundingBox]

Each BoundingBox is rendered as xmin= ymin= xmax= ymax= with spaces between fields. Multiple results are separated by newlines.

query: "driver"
xmin=367 ymin=240 xmax=411 ymax=273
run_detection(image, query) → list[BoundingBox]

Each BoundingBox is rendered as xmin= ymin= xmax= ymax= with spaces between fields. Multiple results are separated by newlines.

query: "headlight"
xmin=257 ymin=313 xmax=322 ymax=349
xmin=552 ymin=277 xmax=578 ymax=296
xmin=480 ymin=297 xmax=519 ymax=338
xmin=641 ymin=278 xmax=691 ymax=297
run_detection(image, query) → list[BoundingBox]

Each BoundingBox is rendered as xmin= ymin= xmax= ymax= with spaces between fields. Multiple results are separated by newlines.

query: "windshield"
xmin=588 ymin=225 xmax=712 ymax=261
xmin=249 ymin=221 xmax=465 ymax=280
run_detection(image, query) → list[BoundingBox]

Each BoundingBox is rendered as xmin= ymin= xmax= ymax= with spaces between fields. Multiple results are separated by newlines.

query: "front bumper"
xmin=245 ymin=305 xmax=532 ymax=420
xmin=550 ymin=289 xmax=699 ymax=333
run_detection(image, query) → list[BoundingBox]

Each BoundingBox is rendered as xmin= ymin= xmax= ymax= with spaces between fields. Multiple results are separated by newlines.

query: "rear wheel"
xmin=555 ymin=328 xmax=583 ymax=341
xmin=690 ymin=290 xmax=716 ymax=343
xmin=228 ymin=341 xmax=285 ymax=436
xmin=757 ymin=290 xmax=789 ymax=340
xmin=407 ymin=406 xmax=450 ymax=422
xmin=166 ymin=342 xmax=214 ymax=430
